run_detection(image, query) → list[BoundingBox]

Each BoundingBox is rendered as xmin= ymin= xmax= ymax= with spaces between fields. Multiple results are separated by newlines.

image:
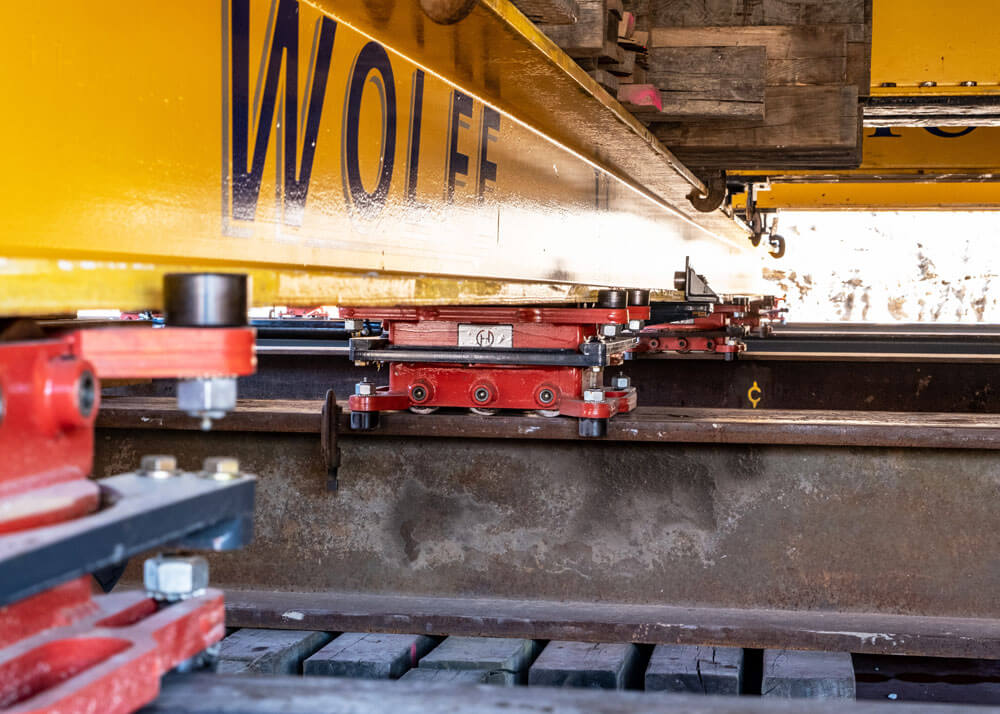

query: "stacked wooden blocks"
xmin=536 ymin=0 xmax=871 ymax=171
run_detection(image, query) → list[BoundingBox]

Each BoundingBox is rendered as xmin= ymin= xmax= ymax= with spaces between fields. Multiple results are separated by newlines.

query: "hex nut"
xmin=610 ymin=376 xmax=630 ymax=390
xmin=600 ymin=324 xmax=619 ymax=338
xmin=144 ymin=555 xmax=209 ymax=601
xmin=140 ymin=454 xmax=178 ymax=479
xmin=355 ymin=381 xmax=375 ymax=396
xmin=343 ymin=319 xmax=359 ymax=331
xmin=628 ymin=319 xmax=642 ymax=331
xmin=583 ymin=388 xmax=605 ymax=403
xmin=200 ymin=456 xmax=241 ymax=480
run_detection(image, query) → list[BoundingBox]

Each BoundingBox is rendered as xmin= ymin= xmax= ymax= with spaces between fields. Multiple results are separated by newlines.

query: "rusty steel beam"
xmin=95 ymin=420 xmax=1000 ymax=658
xmin=99 ymin=397 xmax=1000 ymax=450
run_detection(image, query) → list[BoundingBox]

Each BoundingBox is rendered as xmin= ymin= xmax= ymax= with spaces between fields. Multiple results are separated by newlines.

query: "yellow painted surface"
xmin=0 ymin=0 xmax=755 ymax=315
xmin=872 ymin=0 xmax=1000 ymax=92
xmin=733 ymin=183 xmax=1000 ymax=211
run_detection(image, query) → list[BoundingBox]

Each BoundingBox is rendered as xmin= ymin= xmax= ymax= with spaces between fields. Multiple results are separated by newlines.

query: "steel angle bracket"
xmin=0 ymin=472 xmax=256 ymax=608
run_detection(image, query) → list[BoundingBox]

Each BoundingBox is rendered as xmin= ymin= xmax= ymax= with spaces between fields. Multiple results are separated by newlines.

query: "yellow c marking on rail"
xmin=747 ymin=381 xmax=762 ymax=409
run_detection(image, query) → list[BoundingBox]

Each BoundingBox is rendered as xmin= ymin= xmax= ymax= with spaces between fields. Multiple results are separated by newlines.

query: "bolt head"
xmin=610 ymin=375 xmax=630 ymax=390
xmin=343 ymin=319 xmax=359 ymax=331
xmin=140 ymin=454 xmax=177 ymax=478
xmin=628 ymin=319 xmax=642 ymax=331
xmin=583 ymin=388 xmax=605 ymax=403
xmin=600 ymin=324 xmax=619 ymax=338
xmin=144 ymin=555 xmax=209 ymax=602
xmin=201 ymin=456 xmax=240 ymax=480
xmin=355 ymin=381 xmax=375 ymax=396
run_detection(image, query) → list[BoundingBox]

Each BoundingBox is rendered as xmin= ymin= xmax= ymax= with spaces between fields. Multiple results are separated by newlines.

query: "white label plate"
xmin=458 ymin=324 xmax=513 ymax=348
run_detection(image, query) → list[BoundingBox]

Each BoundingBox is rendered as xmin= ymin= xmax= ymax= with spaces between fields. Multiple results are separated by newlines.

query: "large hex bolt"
xmin=355 ymin=379 xmax=375 ymax=396
xmin=199 ymin=456 xmax=241 ymax=481
xmin=583 ymin=388 xmax=605 ymax=403
xmin=139 ymin=454 xmax=178 ymax=479
xmin=144 ymin=555 xmax=209 ymax=602
xmin=600 ymin=323 xmax=620 ymax=338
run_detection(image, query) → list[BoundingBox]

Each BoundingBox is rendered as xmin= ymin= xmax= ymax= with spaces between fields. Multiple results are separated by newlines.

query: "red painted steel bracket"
xmin=0 ymin=326 xmax=255 ymax=713
xmin=0 ymin=586 xmax=224 ymax=714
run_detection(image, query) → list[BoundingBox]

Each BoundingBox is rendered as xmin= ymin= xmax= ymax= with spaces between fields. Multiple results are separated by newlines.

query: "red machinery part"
xmin=0 ymin=326 xmax=255 ymax=713
xmin=0 ymin=587 xmax=224 ymax=714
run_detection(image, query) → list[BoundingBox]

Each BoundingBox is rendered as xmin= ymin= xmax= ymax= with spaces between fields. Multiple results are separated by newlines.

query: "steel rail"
xmin=97 ymin=398 xmax=1000 ymax=450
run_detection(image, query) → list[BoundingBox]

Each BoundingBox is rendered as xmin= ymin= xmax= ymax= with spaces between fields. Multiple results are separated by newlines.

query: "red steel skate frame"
xmin=635 ymin=301 xmax=779 ymax=357
xmin=0 ymin=326 xmax=254 ymax=714
xmin=340 ymin=305 xmax=648 ymax=420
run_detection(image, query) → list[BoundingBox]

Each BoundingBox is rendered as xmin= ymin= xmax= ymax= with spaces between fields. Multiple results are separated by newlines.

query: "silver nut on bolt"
xmin=139 ymin=454 xmax=178 ymax=479
xmin=628 ymin=319 xmax=642 ymax=331
xmin=600 ymin=324 xmax=620 ymax=338
xmin=343 ymin=319 xmax=360 ymax=331
xmin=610 ymin=375 xmax=631 ymax=390
xmin=144 ymin=555 xmax=209 ymax=602
xmin=177 ymin=376 xmax=237 ymax=431
xmin=583 ymin=388 xmax=605 ymax=403
xmin=355 ymin=381 xmax=375 ymax=396
xmin=200 ymin=456 xmax=241 ymax=480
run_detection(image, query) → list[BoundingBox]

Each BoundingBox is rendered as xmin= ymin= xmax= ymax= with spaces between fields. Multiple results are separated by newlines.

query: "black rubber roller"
xmin=597 ymin=289 xmax=627 ymax=309
xmin=627 ymin=289 xmax=650 ymax=306
xmin=163 ymin=273 xmax=248 ymax=327
xmin=578 ymin=418 xmax=607 ymax=438
xmin=350 ymin=411 xmax=380 ymax=431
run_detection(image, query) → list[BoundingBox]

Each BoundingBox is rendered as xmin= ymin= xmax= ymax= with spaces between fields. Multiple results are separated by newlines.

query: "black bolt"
xmin=473 ymin=387 xmax=491 ymax=404
xmin=578 ymin=418 xmax=607 ymax=438
xmin=538 ymin=388 xmax=555 ymax=405
xmin=349 ymin=411 xmax=380 ymax=431
xmin=77 ymin=370 xmax=96 ymax=418
xmin=411 ymin=385 xmax=428 ymax=402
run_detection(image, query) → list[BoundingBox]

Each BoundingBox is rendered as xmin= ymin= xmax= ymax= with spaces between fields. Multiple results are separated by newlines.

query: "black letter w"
xmin=231 ymin=0 xmax=336 ymax=223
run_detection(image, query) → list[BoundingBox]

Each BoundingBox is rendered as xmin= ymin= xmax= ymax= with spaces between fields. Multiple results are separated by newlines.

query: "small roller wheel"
xmin=535 ymin=409 xmax=561 ymax=418
xmin=409 ymin=406 xmax=439 ymax=415
xmin=470 ymin=407 xmax=498 ymax=416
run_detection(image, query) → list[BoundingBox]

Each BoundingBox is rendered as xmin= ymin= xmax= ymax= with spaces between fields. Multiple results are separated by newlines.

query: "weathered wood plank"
xmin=762 ymin=650 xmax=856 ymax=699
xmin=511 ymin=0 xmax=580 ymax=24
xmin=646 ymin=46 xmax=765 ymax=120
xmin=587 ymin=69 xmax=620 ymax=93
xmin=653 ymin=85 xmax=861 ymax=169
xmin=303 ymin=632 xmax=437 ymax=679
xmin=399 ymin=668 xmax=496 ymax=684
xmin=419 ymin=637 xmax=542 ymax=685
xmin=529 ymin=641 xmax=640 ymax=689
xmin=645 ymin=645 xmax=743 ymax=694
xmin=649 ymin=25 xmax=847 ymax=86
xmin=649 ymin=0 xmax=866 ymax=28
xmin=217 ymin=629 xmax=333 ymax=675
xmin=539 ymin=0 xmax=608 ymax=56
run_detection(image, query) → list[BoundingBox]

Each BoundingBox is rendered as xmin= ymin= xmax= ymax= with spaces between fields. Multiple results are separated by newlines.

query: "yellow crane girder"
xmin=0 ymin=0 xmax=756 ymax=316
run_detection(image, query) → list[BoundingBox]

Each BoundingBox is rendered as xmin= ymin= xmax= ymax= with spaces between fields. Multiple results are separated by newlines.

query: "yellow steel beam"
xmin=731 ymin=127 xmax=1000 ymax=210
xmin=0 ymin=0 xmax=755 ymax=316
xmin=732 ymin=183 xmax=1000 ymax=211
xmin=871 ymin=0 xmax=1000 ymax=95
